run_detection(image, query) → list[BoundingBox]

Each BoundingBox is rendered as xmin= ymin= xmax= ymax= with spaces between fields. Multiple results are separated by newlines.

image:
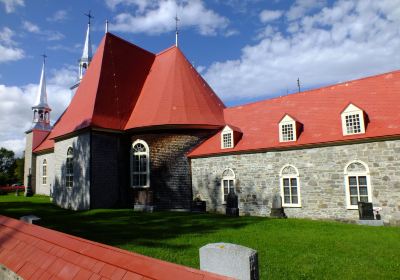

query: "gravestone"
xmin=358 ymin=202 xmax=374 ymax=220
xmin=270 ymin=194 xmax=287 ymax=218
xmin=24 ymin=173 xmax=33 ymax=197
xmin=226 ymin=190 xmax=239 ymax=216
xmin=200 ymin=243 xmax=259 ymax=280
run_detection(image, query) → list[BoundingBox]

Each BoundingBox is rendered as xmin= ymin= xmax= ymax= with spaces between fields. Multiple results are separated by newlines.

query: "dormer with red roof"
xmin=278 ymin=114 xmax=302 ymax=142
xmin=340 ymin=103 xmax=367 ymax=136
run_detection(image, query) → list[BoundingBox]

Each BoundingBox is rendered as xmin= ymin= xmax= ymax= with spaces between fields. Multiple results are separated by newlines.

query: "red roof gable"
xmin=124 ymin=46 xmax=225 ymax=130
xmin=0 ymin=215 xmax=232 ymax=280
xmin=50 ymin=33 xmax=155 ymax=139
xmin=188 ymin=70 xmax=400 ymax=157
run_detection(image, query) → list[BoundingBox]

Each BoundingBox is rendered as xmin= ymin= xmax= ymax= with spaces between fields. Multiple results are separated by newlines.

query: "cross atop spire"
xmin=41 ymin=54 xmax=47 ymax=64
xmin=174 ymin=13 xmax=180 ymax=47
xmin=84 ymin=10 xmax=94 ymax=25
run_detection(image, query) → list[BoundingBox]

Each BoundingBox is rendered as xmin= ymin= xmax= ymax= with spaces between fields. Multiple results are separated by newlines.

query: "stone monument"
xmin=226 ymin=189 xmax=239 ymax=216
xmin=270 ymin=194 xmax=286 ymax=218
xmin=200 ymin=243 xmax=259 ymax=280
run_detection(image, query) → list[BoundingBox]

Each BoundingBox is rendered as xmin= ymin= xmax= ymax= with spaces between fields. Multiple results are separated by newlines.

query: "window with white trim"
xmin=344 ymin=161 xmax=372 ymax=209
xmin=279 ymin=115 xmax=297 ymax=142
xmin=66 ymin=148 xmax=73 ymax=188
xmin=280 ymin=165 xmax=301 ymax=207
xmin=131 ymin=140 xmax=150 ymax=188
xmin=42 ymin=159 xmax=47 ymax=185
xmin=341 ymin=104 xmax=366 ymax=136
xmin=221 ymin=126 xmax=234 ymax=149
xmin=221 ymin=168 xmax=235 ymax=202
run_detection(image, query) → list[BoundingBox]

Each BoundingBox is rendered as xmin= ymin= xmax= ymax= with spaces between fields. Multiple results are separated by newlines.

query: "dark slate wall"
xmin=131 ymin=130 xmax=216 ymax=210
xmin=90 ymin=131 xmax=132 ymax=208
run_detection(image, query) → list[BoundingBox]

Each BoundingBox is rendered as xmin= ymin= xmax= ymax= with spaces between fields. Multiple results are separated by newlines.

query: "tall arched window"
xmin=344 ymin=160 xmax=372 ymax=209
xmin=66 ymin=147 xmax=73 ymax=188
xmin=131 ymin=140 xmax=150 ymax=188
xmin=280 ymin=164 xmax=301 ymax=207
xmin=221 ymin=168 xmax=235 ymax=202
xmin=42 ymin=159 xmax=47 ymax=185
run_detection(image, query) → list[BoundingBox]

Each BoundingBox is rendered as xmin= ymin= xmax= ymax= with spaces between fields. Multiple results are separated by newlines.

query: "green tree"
xmin=0 ymin=147 xmax=16 ymax=185
xmin=14 ymin=157 xmax=24 ymax=184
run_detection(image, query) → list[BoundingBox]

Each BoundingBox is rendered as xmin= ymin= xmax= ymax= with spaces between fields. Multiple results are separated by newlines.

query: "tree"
xmin=0 ymin=147 xmax=16 ymax=185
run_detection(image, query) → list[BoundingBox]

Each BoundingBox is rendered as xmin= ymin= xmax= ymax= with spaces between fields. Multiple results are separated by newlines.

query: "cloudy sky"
xmin=1 ymin=0 xmax=400 ymax=156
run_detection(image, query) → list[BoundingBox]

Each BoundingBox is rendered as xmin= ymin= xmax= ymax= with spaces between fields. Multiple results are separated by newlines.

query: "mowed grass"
xmin=1 ymin=194 xmax=399 ymax=280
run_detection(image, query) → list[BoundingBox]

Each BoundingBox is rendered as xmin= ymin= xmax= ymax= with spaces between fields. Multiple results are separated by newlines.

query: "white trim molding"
xmin=279 ymin=115 xmax=297 ymax=142
xmin=280 ymin=164 xmax=301 ymax=207
xmin=344 ymin=160 xmax=372 ymax=210
xmin=221 ymin=126 xmax=234 ymax=149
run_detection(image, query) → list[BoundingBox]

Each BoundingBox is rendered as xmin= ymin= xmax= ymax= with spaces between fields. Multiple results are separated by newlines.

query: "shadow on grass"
xmin=0 ymin=200 xmax=263 ymax=252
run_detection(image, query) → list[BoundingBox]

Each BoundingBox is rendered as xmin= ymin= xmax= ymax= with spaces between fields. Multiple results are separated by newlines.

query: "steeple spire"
xmin=79 ymin=11 xmax=93 ymax=80
xmin=32 ymin=55 xmax=51 ymax=131
xmin=174 ymin=13 xmax=179 ymax=47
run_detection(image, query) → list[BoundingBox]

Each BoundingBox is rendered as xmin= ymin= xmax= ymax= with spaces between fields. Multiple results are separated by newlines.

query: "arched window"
xmin=344 ymin=160 xmax=372 ymax=209
xmin=42 ymin=159 xmax=47 ymax=185
xmin=131 ymin=140 xmax=150 ymax=188
xmin=66 ymin=147 xmax=73 ymax=188
xmin=221 ymin=168 xmax=235 ymax=202
xmin=280 ymin=164 xmax=301 ymax=207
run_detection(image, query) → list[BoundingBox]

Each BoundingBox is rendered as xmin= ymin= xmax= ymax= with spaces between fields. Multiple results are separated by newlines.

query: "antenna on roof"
xmin=105 ymin=19 xmax=109 ymax=33
xmin=174 ymin=13 xmax=180 ymax=47
xmin=84 ymin=10 xmax=94 ymax=25
xmin=297 ymin=78 xmax=301 ymax=93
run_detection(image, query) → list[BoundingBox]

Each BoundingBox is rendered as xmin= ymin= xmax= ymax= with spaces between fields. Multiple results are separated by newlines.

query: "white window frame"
xmin=341 ymin=104 xmax=366 ymax=136
xmin=221 ymin=126 xmax=234 ymax=149
xmin=279 ymin=115 xmax=297 ymax=142
xmin=344 ymin=160 xmax=372 ymax=210
xmin=42 ymin=159 xmax=47 ymax=185
xmin=66 ymin=147 xmax=73 ymax=188
xmin=221 ymin=168 xmax=236 ymax=203
xmin=131 ymin=139 xmax=150 ymax=188
xmin=280 ymin=164 xmax=301 ymax=207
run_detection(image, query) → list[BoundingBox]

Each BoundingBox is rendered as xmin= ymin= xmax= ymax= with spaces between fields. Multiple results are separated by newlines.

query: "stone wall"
xmin=53 ymin=132 xmax=91 ymax=210
xmin=90 ymin=132 xmax=131 ymax=208
xmin=131 ymin=129 xmax=215 ymax=210
xmin=191 ymin=139 xmax=400 ymax=225
xmin=0 ymin=264 xmax=22 ymax=280
xmin=35 ymin=152 xmax=54 ymax=196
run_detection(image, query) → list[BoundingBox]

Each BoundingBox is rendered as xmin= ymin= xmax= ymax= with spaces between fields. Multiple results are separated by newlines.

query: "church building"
xmin=24 ymin=21 xmax=400 ymax=225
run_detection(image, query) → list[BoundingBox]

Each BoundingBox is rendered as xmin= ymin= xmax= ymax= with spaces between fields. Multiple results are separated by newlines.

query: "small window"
xmin=279 ymin=115 xmax=297 ymax=142
xmin=131 ymin=140 xmax=150 ymax=188
xmin=221 ymin=126 xmax=234 ymax=149
xmin=66 ymin=148 xmax=73 ymax=188
xmin=344 ymin=161 xmax=372 ymax=209
xmin=341 ymin=104 xmax=366 ymax=136
xmin=42 ymin=159 xmax=47 ymax=185
xmin=280 ymin=165 xmax=301 ymax=207
xmin=221 ymin=168 xmax=235 ymax=202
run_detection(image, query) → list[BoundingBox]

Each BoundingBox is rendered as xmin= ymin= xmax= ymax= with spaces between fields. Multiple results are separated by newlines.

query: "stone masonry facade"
xmin=52 ymin=132 xmax=91 ymax=210
xmin=191 ymin=139 xmax=400 ymax=225
xmin=35 ymin=152 xmax=54 ymax=196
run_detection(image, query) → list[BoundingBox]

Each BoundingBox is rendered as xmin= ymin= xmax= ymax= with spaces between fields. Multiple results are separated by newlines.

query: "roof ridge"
xmin=156 ymin=45 xmax=177 ymax=56
xmin=106 ymin=32 xmax=155 ymax=56
xmin=226 ymin=69 xmax=400 ymax=110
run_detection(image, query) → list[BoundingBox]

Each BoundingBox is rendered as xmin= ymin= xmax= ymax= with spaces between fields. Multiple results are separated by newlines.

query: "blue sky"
xmin=0 ymin=0 xmax=400 ymax=155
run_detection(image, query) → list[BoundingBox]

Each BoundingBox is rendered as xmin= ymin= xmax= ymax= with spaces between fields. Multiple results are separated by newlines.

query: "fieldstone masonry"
xmin=191 ymin=139 xmax=400 ymax=225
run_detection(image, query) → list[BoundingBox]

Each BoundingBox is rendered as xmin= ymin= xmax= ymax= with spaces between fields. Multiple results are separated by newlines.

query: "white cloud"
xmin=21 ymin=20 xmax=65 ymax=41
xmin=22 ymin=20 xmax=40 ymax=33
xmin=0 ymin=65 xmax=75 ymax=156
xmin=0 ymin=0 xmax=24 ymax=13
xmin=0 ymin=27 xmax=24 ymax=63
xmin=204 ymin=0 xmax=400 ymax=102
xmin=46 ymin=10 xmax=68 ymax=22
xmin=110 ymin=0 xmax=229 ymax=36
xmin=259 ymin=10 xmax=283 ymax=23
xmin=286 ymin=0 xmax=327 ymax=21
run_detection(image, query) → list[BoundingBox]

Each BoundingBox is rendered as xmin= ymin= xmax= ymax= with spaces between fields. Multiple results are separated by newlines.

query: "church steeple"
xmin=32 ymin=55 xmax=51 ymax=131
xmin=79 ymin=11 xmax=93 ymax=80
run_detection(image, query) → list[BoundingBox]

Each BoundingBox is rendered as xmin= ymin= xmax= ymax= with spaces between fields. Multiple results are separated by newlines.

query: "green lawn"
xmin=1 ymin=194 xmax=399 ymax=280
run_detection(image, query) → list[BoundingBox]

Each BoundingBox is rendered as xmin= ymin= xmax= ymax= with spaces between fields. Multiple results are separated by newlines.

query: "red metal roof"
xmin=0 ymin=215 xmax=232 ymax=280
xmin=188 ymin=70 xmax=400 ymax=157
xmin=124 ymin=46 xmax=225 ymax=130
xmin=50 ymin=33 xmax=155 ymax=140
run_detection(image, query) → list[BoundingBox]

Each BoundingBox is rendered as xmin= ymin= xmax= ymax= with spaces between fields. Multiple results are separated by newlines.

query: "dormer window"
xmin=221 ymin=129 xmax=233 ymax=149
xmin=279 ymin=115 xmax=300 ymax=142
xmin=341 ymin=104 xmax=366 ymax=136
